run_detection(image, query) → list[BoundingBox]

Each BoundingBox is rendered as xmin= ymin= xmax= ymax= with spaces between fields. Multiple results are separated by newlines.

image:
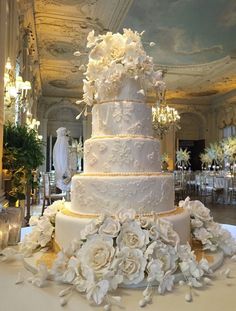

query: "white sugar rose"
xmin=183 ymin=199 xmax=212 ymax=223
xmin=179 ymin=260 xmax=204 ymax=280
xmin=191 ymin=218 xmax=203 ymax=228
xmin=147 ymin=259 xmax=164 ymax=283
xmin=37 ymin=217 xmax=54 ymax=247
xmin=138 ymin=215 xmax=154 ymax=229
xmin=20 ymin=229 xmax=41 ymax=256
xmin=116 ymin=208 xmax=136 ymax=223
xmin=29 ymin=215 xmax=40 ymax=226
xmin=114 ymin=247 xmax=147 ymax=285
xmin=192 ymin=227 xmax=212 ymax=244
xmin=78 ymin=235 xmax=115 ymax=276
xmin=116 ymin=220 xmax=149 ymax=250
xmin=98 ymin=217 xmax=120 ymax=238
xmin=145 ymin=241 xmax=178 ymax=272
xmin=43 ymin=200 xmax=64 ymax=217
xmin=149 ymin=224 xmax=160 ymax=240
xmin=179 ymin=196 xmax=190 ymax=209
xmin=155 ymin=219 xmax=180 ymax=246
xmin=80 ymin=220 xmax=99 ymax=240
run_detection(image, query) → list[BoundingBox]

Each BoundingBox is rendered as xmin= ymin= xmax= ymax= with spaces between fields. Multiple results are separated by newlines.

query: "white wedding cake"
xmin=55 ymin=32 xmax=190 ymax=250
xmin=15 ymin=30 xmax=236 ymax=309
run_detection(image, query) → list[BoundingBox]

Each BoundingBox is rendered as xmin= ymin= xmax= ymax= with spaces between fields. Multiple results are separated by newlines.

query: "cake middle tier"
xmin=84 ymin=137 xmax=161 ymax=173
xmin=71 ymin=173 xmax=175 ymax=214
xmin=92 ymin=101 xmax=153 ymax=137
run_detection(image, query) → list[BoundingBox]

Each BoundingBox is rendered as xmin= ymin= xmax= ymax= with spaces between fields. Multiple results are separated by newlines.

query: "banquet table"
xmin=0 ymin=226 xmax=236 ymax=311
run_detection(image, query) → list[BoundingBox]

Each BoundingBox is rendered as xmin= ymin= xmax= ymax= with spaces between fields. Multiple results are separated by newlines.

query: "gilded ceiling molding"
xmin=34 ymin=14 xmax=103 ymax=33
xmin=176 ymin=106 xmax=207 ymax=127
xmin=35 ymin=0 xmax=99 ymax=13
xmin=38 ymin=40 xmax=79 ymax=57
xmin=43 ymin=98 xmax=83 ymax=119
xmin=19 ymin=1 xmax=42 ymax=96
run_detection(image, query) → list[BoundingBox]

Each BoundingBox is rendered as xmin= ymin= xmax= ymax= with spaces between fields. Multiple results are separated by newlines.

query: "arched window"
xmin=222 ymin=125 xmax=236 ymax=138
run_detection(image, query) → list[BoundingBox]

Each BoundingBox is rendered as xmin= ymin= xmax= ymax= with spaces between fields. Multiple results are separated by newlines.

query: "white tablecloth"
xmin=0 ymin=226 xmax=236 ymax=311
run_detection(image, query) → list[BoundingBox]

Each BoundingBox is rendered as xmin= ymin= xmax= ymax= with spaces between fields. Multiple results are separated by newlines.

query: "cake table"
xmin=0 ymin=256 xmax=235 ymax=311
xmin=0 ymin=225 xmax=235 ymax=311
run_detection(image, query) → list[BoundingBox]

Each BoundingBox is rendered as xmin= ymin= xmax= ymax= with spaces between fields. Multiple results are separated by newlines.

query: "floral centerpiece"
xmin=200 ymin=152 xmax=212 ymax=169
xmin=221 ymin=136 xmax=236 ymax=164
xmin=205 ymin=142 xmax=224 ymax=168
xmin=176 ymin=148 xmax=190 ymax=169
xmin=75 ymin=29 xmax=163 ymax=110
xmin=1 ymin=198 xmax=236 ymax=310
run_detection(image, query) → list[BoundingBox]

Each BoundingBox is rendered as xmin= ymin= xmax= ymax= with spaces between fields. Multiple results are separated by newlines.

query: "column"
xmin=161 ymin=126 xmax=176 ymax=171
xmin=0 ymin=0 xmax=8 ymax=204
xmin=40 ymin=117 xmax=48 ymax=172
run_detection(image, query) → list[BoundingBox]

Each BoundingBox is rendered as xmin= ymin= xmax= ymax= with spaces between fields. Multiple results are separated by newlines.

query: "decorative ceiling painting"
xmin=122 ymin=0 xmax=236 ymax=65
xmin=32 ymin=0 xmax=236 ymax=101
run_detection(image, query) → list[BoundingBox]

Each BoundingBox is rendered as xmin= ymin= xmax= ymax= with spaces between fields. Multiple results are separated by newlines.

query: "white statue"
xmin=53 ymin=127 xmax=71 ymax=192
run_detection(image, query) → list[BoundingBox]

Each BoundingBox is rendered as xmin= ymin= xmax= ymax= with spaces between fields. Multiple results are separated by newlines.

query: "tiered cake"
xmin=55 ymin=78 xmax=190 ymax=249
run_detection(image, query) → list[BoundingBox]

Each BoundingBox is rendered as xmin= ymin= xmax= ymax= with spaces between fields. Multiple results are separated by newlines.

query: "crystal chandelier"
xmin=152 ymin=104 xmax=180 ymax=139
xmin=152 ymin=77 xmax=180 ymax=139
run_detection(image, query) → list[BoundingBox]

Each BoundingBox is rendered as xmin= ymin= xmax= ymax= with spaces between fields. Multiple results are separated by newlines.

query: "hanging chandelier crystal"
xmin=152 ymin=104 xmax=180 ymax=139
xmin=152 ymin=77 xmax=180 ymax=139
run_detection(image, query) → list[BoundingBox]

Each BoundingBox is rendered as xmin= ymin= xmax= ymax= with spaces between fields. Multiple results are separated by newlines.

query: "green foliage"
xmin=2 ymin=122 xmax=44 ymax=203
xmin=3 ymin=122 xmax=44 ymax=171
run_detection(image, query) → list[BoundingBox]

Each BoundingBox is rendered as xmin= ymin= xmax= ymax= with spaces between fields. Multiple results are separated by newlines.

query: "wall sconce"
xmin=4 ymin=58 xmax=31 ymax=110
xmin=26 ymin=111 xmax=42 ymax=140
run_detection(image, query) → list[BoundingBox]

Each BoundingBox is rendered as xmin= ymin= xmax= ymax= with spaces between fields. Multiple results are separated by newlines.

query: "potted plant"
xmin=161 ymin=153 xmax=169 ymax=171
xmin=3 ymin=122 xmax=44 ymax=222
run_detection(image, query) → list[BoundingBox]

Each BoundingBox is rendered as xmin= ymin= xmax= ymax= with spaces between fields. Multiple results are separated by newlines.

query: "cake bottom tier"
xmin=55 ymin=204 xmax=190 ymax=250
xmin=71 ymin=173 xmax=175 ymax=214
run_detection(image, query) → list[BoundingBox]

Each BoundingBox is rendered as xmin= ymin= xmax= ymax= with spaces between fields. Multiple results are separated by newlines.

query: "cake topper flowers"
xmin=75 ymin=29 xmax=163 ymax=109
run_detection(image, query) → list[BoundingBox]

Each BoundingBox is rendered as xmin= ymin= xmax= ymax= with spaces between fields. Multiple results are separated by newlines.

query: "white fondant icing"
xmin=55 ymin=206 xmax=190 ymax=250
xmin=92 ymin=101 xmax=152 ymax=137
xmin=71 ymin=174 xmax=174 ymax=214
xmin=55 ymin=75 xmax=191 ymax=250
xmin=98 ymin=77 xmax=145 ymax=103
xmin=84 ymin=137 xmax=161 ymax=173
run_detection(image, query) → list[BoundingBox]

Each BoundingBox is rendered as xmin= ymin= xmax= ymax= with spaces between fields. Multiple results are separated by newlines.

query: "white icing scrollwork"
xmin=71 ymin=175 xmax=174 ymax=214
xmin=87 ymin=153 xmax=98 ymax=166
xmin=112 ymin=103 xmax=134 ymax=124
xmin=109 ymin=141 xmax=134 ymax=165
xmin=97 ymin=142 xmax=107 ymax=153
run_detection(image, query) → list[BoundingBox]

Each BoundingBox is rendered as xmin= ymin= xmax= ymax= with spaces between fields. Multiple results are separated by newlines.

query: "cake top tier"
xmin=76 ymin=29 xmax=165 ymax=107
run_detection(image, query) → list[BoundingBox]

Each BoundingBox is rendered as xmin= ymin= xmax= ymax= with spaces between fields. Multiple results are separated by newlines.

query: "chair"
xmin=212 ymin=176 xmax=225 ymax=204
xmin=199 ymin=174 xmax=214 ymax=204
xmin=228 ymin=176 xmax=236 ymax=204
xmin=174 ymin=171 xmax=186 ymax=203
xmin=41 ymin=173 xmax=66 ymax=215
xmin=185 ymin=171 xmax=197 ymax=196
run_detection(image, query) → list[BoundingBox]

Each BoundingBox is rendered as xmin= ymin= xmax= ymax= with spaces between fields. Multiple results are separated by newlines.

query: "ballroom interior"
xmin=0 ymin=0 xmax=236 ymax=224
xmin=2 ymin=2 xmax=236 ymax=310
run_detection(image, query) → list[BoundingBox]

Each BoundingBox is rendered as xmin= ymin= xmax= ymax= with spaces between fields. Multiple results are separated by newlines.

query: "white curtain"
xmin=53 ymin=127 xmax=71 ymax=191
xmin=222 ymin=125 xmax=236 ymax=138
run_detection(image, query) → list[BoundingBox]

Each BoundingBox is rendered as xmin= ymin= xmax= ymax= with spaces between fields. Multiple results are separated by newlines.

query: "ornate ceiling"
xmin=31 ymin=0 xmax=236 ymax=104
xmin=33 ymin=0 xmax=133 ymax=98
xmin=123 ymin=0 xmax=236 ymax=102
